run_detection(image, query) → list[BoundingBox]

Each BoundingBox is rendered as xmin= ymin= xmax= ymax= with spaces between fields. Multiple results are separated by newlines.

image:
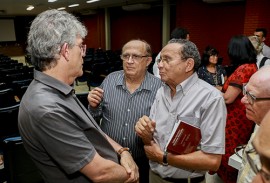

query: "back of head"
xmin=170 ymin=27 xmax=189 ymax=39
xmin=255 ymin=28 xmax=268 ymax=38
xmin=227 ymin=35 xmax=257 ymax=66
xmin=248 ymin=35 xmax=263 ymax=54
xmin=27 ymin=9 xmax=87 ymax=71
xmin=201 ymin=45 xmax=219 ymax=66
xmin=168 ymin=38 xmax=201 ymax=70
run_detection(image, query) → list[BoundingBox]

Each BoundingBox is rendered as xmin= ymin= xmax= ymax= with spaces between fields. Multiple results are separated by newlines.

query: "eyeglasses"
xmin=246 ymin=147 xmax=270 ymax=181
xmin=120 ymin=54 xmax=149 ymax=62
xmin=243 ymin=84 xmax=270 ymax=105
xmin=157 ymin=57 xmax=188 ymax=64
xmin=75 ymin=44 xmax=86 ymax=56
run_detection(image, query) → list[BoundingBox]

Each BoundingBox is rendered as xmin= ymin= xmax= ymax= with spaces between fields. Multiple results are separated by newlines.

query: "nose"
xmin=241 ymin=95 xmax=248 ymax=104
xmin=157 ymin=60 xmax=164 ymax=69
xmin=126 ymin=56 xmax=134 ymax=63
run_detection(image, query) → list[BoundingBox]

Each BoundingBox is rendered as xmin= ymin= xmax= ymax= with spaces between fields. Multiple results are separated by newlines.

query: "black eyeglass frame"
xmin=120 ymin=54 xmax=149 ymax=61
xmin=243 ymin=84 xmax=270 ymax=105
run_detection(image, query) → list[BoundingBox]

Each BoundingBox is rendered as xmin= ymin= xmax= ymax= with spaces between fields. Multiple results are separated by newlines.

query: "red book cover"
xmin=166 ymin=120 xmax=201 ymax=155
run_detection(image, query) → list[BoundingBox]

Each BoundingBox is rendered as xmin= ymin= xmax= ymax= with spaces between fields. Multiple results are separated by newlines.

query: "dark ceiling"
xmin=0 ymin=0 xmax=164 ymax=17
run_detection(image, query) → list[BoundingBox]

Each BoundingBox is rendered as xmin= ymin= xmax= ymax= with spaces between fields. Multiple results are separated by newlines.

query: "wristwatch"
xmin=162 ymin=151 xmax=169 ymax=166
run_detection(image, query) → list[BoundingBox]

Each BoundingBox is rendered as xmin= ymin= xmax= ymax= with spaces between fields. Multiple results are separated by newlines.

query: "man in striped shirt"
xmin=88 ymin=39 xmax=162 ymax=183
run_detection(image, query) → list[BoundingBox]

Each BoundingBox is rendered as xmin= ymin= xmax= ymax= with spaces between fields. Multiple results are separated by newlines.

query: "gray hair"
xmin=168 ymin=38 xmax=201 ymax=70
xmin=27 ymin=9 xmax=87 ymax=71
xmin=248 ymin=35 xmax=263 ymax=54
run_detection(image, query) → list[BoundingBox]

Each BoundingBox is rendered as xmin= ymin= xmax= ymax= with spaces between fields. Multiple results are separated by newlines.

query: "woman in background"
xmin=217 ymin=35 xmax=258 ymax=183
xmin=197 ymin=46 xmax=227 ymax=90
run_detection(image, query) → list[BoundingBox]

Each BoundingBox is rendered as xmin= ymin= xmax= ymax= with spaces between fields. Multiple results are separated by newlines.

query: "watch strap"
xmin=162 ymin=151 xmax=168 ymax=166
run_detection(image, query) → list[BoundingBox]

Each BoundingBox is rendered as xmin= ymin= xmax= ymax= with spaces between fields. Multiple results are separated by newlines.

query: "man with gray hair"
xmin=18 ymin=9 xmax=138 ymax=183
xmin=135 ymin=39 xmax=226 ymax=183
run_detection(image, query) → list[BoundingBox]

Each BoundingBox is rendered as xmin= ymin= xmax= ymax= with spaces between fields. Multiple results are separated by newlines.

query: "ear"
xmin=262 ymin=37 xmax=266 ymax=42
xmin=185 ymin=58 xmax=194 ymax=72
xmin=60 ymin=43 xmax=70 ymax=61
xmin=146 ymin=56 xmax=152 ymax=67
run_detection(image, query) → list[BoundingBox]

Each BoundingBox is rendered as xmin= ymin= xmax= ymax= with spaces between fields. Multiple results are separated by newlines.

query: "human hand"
xmin=87 ymin=87 xmax=103 ymax=108
xmin=135 ymin=115 xmax=156 ymax=145
xmin=120 ymin=152 xmax=139 ymax=183
xmin=144 ymin=140 xmax=163 ymax=164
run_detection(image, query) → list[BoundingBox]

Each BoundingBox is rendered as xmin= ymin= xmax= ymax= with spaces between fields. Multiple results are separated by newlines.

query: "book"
xmin=165 ymin=120 xmax=201 ymax=155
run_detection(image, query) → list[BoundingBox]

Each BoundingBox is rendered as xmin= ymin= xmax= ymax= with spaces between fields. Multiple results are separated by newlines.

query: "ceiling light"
xmin=26 ymin=5 xmax=34 ymax=11
xmin=86 ymin=0 xmax=100 ymax=3
xmin=68 ymin=4 xmax=79 ymax=8
xmin=57 ymin=7 xmax=66 ymax=10
xmin=48 ymin=0 xmax=58 ymax=2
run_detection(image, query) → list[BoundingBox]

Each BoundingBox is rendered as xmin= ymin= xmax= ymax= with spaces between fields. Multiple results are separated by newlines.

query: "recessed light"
xmin=86 ymin=0 xmax=100 ymax=3
xmin=68 ymin=4 xmax=79 ymax=8
xmin=26 ymin=5 xmax=34 ymax=11
xmin=57 ymin=7 xmax=66 ymax=10
xmin=48 ymin=0 xmax=57 ymax=2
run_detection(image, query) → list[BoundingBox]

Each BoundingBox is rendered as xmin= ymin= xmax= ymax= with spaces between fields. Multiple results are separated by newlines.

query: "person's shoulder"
xmin=197 ymin=79 xmax=222 ymax=96
xmin=146 ymin=72 xmax=163 ymax=86
xmin=235 ymin=63 xmax=256 ymax=70
xmin=197 ymin=66 xmax=203 ymax=71
xmin=105 ymin=70 xmax=123 ymax=79
xmin=264 ymin=43 xmax=270 ymax=50
xmin=198 ymin=65 xmax=207 ymax=72
xmin=217 ymin=64 xmax=225 ymax=69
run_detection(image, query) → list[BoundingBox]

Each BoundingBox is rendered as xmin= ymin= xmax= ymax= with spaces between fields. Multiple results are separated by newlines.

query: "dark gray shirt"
xmin=18 ymin=70 xmax=118 ymax=183
xmin=89 ymin=70 xmax=162 ymax=159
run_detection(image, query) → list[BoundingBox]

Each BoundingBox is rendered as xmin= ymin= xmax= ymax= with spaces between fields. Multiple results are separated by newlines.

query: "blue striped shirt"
xmin=89 ymin=70 xmax=162 ymax=158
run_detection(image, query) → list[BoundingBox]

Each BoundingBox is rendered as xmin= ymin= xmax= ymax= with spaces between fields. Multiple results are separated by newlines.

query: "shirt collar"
xmin=115 ymin=71 xmax=154 ymax=91
xmin=176 ymin=72 xmax=199 ymax=95
xmin=34 ymin=69 xmax=74 ymax=96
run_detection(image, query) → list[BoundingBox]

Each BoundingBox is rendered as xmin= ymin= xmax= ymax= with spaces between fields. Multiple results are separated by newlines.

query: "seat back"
xmin=1 ymin=136 xmax=44 ymax=183
xmin=0 ymin=104 xmax=20 ymax=139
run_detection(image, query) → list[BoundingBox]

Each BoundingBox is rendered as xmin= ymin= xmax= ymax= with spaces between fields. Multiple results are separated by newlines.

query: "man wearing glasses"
xmin=135 ymin=39 xmax=227 ymax=183
xmin=237 ymin=65 xmax=270 ymax=183
xmin=18 ymin=10 xmax=139 ymax=183
xmin=88 ymin=39 xmax=162 ymax=183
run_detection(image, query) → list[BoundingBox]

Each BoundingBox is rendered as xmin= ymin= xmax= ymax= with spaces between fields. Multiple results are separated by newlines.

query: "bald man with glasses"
xmin=237 ymin=65 xmax=270 ymax=183
xmin=88 ymin=39 xmax=162 ymax=183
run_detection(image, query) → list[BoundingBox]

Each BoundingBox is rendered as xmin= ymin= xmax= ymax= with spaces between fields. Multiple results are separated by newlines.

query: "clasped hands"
xmin=120 ymin=151 xmax=139 ymax=183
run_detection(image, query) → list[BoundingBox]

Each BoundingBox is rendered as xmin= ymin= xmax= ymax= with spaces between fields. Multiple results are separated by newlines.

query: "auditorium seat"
xmin=1 ymin=136 xmax=44 ymax=183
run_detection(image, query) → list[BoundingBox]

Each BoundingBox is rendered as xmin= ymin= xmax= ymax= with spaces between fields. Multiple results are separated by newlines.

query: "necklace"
xmin=213 ymin=73 xmax=218 ymax=86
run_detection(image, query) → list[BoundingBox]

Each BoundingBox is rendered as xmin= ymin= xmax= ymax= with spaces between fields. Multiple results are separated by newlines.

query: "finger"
xmin=122 ymin=162 xmax=132 ymax=174
xmin=93 ymin=89 xmax=103 ymax=98
xmin=93 ymin=87 xmax=104 ymax=93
